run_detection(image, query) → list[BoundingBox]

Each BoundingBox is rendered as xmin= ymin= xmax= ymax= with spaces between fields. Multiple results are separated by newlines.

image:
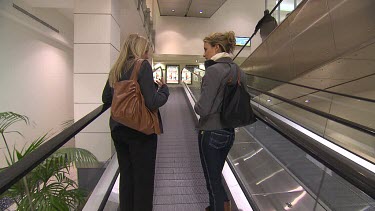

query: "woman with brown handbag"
xmin=102 ymin=34 xmax=169 ymax=211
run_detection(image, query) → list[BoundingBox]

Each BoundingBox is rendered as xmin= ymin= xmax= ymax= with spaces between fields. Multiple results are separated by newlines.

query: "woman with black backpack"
xmin=194 ymin=31 xmax=253 ymax=211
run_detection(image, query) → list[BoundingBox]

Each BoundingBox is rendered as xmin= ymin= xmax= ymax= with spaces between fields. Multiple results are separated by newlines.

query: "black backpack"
xmin=221 ymin=64 xmax=256 ymax=128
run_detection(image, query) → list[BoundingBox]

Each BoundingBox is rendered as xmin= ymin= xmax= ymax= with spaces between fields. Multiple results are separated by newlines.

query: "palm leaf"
xmin=22 ymin=133 xmax=48 ymax=156
xmin=55 ymin=148 xmax=98 ymax=168
xmin=0 ymin=112 xmax=29 ymax=134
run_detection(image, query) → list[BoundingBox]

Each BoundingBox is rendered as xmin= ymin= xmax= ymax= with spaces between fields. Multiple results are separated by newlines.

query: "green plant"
xmin=0 ymin=112 xmax=98 ymax=211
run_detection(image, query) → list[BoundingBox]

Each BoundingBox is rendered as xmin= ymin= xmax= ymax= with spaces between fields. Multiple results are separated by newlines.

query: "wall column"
xmin=74 ymin=0 xmax=120 ymax=162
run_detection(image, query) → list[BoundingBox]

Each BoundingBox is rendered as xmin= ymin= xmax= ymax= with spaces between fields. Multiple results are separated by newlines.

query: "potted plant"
xmin=0 ymin=112 xmax=98 ymax=210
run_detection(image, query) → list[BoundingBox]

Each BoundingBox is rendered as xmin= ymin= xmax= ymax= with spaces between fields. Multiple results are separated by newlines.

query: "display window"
xmin=184 ymin=65 xmax=199 ymax=82
xmin=153 ymin=67 xmax=162 ymax=80
xmin=166 ymin=65 xmax=179 ymax=84
xmin=194 ymin=68 xmax=205 ymax=78
xmin=181 ymin=68 xmax=192 ymax=84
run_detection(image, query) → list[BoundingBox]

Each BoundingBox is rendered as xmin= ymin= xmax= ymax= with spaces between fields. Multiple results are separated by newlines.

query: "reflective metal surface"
xmin=240 ymin=0 xmax=375 ymax=171
xmin=187 ymin=72 xmax=375 ymax=211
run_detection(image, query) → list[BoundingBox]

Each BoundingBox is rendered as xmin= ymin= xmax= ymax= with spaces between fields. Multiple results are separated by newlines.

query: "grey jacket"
xmin=194 ymin=57 xmax=246 ymax=130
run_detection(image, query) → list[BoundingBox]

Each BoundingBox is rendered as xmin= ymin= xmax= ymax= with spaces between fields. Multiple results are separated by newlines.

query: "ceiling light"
xmin=267 ymin=99 xmax=272 ymax=102
xmin=304 ymin=99 xmax=310 ymax=103
xmin=199 ymin=10 xmax=203 ymax=14
xmin=171 ymin=9 xmax=175 ymax=12
xmin=195 ymin=60 xmax=198 ymax=62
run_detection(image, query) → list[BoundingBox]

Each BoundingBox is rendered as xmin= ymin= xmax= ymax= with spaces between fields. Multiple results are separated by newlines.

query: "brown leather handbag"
xmin=111 ymin=59 xmax=161 ymax=135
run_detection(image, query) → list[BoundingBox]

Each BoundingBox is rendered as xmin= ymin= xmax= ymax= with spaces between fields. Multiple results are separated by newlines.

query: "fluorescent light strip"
xmin=252 ymin=101 xmax=375 ymax=173
xmin=223 ymin=162 xmax=253 ymax=211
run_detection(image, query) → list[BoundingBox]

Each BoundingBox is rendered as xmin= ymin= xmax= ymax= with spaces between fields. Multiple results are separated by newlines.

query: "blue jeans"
xmin=198 ymin=128 xmax=235 ymax=211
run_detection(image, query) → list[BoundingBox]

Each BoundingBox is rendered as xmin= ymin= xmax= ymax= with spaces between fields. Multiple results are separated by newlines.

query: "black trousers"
xmin=198 ymin=128 xmax=235 ymax=211
xmin=111 ymin=129 xmax=157 ymax=211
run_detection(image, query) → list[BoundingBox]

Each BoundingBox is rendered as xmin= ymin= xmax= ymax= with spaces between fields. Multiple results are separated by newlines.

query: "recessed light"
xmin=305 ymin=99 xmax=310 ymax=103
xmin=195 ymin=60 xmax=198 ymax=62
xmin=172 ymin=9 xmax=175 ymax=12
xmin=267 ymin=99 xmax=272 ymax=102
xmin=199 ymin=10 xmax=203 ymax=14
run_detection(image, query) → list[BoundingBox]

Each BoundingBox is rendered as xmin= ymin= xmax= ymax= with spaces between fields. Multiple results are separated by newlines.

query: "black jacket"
xmin=102 ymin=60 xmax=169 ymax=135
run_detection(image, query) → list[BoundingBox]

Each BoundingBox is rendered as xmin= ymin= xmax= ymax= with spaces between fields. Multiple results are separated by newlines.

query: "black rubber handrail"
xmin=247 ymin=73 xmax=375 ymax=103
xmin=247 ymin=85 xmax=375 ymax=140
xmin=0 ymin=104 xmax=110 ymax=195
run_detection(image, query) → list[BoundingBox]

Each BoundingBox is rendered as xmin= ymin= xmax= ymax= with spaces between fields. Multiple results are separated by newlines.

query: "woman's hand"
xmin=155 ymin=77 xmax=165 ymax=88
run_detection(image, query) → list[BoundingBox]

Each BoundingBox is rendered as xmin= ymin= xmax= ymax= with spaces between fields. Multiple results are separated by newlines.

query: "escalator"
xmin=1 ymin=0 xmax=374 ymax=210
xmin=185 ymin=80 xmax=374 ymax=210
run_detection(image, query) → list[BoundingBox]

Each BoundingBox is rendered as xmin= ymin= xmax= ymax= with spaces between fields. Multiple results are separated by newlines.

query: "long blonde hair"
xmin=203 ymin=31 xmax=236 ymax=54
xmin=109 ymin=34 xmax=150 ymax=87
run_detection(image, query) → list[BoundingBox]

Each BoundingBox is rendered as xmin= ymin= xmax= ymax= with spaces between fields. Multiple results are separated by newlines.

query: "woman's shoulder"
xmin=206 ymin=62 xmax=230 ymax=75
xmin=139 ymin=59 xmax=152 ymax=74
xmin=140 ymin=59 xmax=151 ymax=68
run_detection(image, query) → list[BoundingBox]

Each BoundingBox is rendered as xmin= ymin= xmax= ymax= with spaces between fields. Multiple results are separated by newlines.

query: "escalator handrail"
xmin=251 ymin=101 xmax=375 ymax=200
xmin=233 ymin=0 xmax=285 ymax=60
xmin=247 ymin=84 xmax=375 ymax=145
xmin=247 ymin=73 xmax=375 ymax=103
xmin=186 ymin=82 xmax=375 ymax=202
xmin=0 ymin=104 xmax=111 ymax=195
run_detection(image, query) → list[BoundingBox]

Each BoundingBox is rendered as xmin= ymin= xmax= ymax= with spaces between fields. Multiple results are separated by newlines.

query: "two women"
xmin=195 ymin=31 xmax=246 ymax=211
xmin=102 ymin=31 xmax=244 ymax=211
xmin=102 ymin=34 xmax=169 ymax=211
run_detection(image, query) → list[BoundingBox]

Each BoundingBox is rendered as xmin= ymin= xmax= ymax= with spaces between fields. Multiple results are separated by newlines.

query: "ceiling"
xmin=157 ymin=0 xmax=227 ymax=18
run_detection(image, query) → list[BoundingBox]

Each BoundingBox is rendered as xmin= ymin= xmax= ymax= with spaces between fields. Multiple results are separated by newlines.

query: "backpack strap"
xmin=235 ymin=65 xmax=241 ymax=86
xmin=130 ymin=59 xmax=144 ymax=81
xmin=208 ymin=63 xmax=235 ymax=113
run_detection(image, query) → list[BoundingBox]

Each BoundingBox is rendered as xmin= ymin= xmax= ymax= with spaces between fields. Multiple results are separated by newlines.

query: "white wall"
xmin=154 ymin=0 xmax=264 ymax=57
xmin=0 ymin=0 xmax=73 ymax=167
xmin=119 ymin=0 xmax=149 ymax=44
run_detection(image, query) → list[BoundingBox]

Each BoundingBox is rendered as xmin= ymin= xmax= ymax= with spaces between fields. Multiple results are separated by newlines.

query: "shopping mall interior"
xmin=0 ymin=0 xmax=374 ymax=210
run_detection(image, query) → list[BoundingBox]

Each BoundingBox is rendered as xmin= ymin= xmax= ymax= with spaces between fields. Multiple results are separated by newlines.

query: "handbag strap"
xmin=130 ymin=59 xmax=144 ymax=81
xmin=208 ymin=63 xmax=235 ymax=113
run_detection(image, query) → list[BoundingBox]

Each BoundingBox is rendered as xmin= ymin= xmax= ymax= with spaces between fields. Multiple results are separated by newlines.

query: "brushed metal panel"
xmin=266 ymin=17 xmax=296 ymax=81
xmin=343 ymin=41 xmax=375 ymax=61
xmin=252 ymin=191 xmax=326 ymax=211
xmin=232 ymin=149 xmax=302 ymax=195
xmin=270 ymin=102 xmax=328 ymax=136
xmin=328 ymin=75 xmax=375 ymax=100
xmin=270 ymin=84 xmax=315 ymax=100
xmin=324 ymin=120 xmax=375 ymax=164
xmin=291 ymin=77 xmax=348 ymax=90
xmin=292 ymin=92 xmax=332 ymax=114
xmin=229 ymin=142 xmax=262 ymax=161
xmin=250 ymin=76 xmax=284 ymax=93
xmin=258 ymin=95 xmax=284 ymax=107
xmin=330 ymin=94 xmax=375 ymax=128
xmin=288 ymin=0 xmax=329 ymax=38
xmin=241 ymin=43 xmax=270 ymax=76
xmin=291 ymin=14 xmax=337 ymax=76
xmin=327 ymin=0 xmax=375 ymax=55
xmin=303 ymin=58 xmax=375 ymax=80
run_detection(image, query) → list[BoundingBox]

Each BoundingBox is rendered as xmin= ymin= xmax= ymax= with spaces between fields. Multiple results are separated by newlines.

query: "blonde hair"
xmin=203 ymin=31 xmax=236 ymax=54
xmin=108 ymin=34 xmax=150 ymax=87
